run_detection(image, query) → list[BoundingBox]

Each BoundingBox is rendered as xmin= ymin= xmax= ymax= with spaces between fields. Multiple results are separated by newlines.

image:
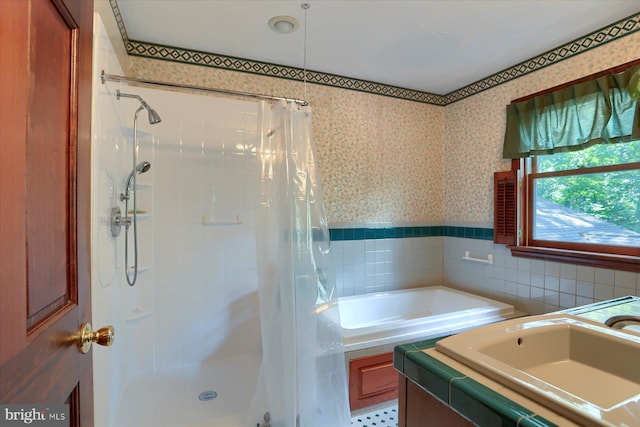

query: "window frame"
xmin=504 ymin=58 xmax=640 ymax=272
xmin=510 ymin=157 xmax=640 ymax=272
xmin=527 ymin=157 xmax=640 ymax=255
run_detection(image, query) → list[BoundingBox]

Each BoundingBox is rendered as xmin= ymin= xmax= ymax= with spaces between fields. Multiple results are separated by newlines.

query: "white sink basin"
xmin=436 ymin=314 xmax=640 ymax=427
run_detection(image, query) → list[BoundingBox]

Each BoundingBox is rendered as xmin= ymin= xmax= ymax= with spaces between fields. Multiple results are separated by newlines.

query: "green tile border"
xmin=452 ymin=376 xmax=542 ymax=427
xmin=329 ymin=226 xmax=493 ymax=241
xmin=109 ymin=0 xmax=640 ymax=106
xmin=394 ymin=338 xmax=559 ymax=427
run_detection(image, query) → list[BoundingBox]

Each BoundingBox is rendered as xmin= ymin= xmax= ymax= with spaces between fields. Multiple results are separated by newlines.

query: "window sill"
xmin=508 ymin=246 xmax=640 ymax=273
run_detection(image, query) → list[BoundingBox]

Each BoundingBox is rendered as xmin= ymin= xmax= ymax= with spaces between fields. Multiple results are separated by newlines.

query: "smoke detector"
xmin=268 ymin=15 xmax=299 ymax=34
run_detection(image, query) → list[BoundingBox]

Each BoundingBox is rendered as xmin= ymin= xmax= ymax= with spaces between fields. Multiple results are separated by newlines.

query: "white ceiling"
xmin=116 ymin=0 xmax=640 ymax=95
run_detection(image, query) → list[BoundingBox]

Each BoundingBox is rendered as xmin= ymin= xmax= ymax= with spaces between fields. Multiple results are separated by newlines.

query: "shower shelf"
xmin=125 ymin=306 xmax=152 ymax=321
xmin=126 ymin=213 xmax=152 ymax=221
xmin=134 ymin=182 xmax=152 ymax=189
xmin=202 ymin=214 xmax=242 ymax=225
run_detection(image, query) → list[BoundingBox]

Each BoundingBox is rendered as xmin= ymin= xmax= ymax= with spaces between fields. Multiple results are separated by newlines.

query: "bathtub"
xmin=339 ymin=286 xmax=523 ymax=351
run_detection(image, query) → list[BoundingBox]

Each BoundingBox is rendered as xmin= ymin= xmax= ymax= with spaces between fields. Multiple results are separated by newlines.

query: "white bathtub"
xmin=338 ymin=286 xmax=523 ymax=351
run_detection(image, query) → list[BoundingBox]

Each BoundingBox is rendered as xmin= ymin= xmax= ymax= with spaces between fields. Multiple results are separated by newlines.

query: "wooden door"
xmin=0 ymin=0 xmax=94 ymax=425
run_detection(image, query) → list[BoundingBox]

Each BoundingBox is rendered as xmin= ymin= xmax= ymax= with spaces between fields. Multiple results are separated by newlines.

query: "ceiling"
xmin=116 ymin=0 xmax=640 ymax=95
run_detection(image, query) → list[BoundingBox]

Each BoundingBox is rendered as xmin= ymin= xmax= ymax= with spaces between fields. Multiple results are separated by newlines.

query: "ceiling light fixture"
xmin=268 ymin=15 xmax=299 ymax=34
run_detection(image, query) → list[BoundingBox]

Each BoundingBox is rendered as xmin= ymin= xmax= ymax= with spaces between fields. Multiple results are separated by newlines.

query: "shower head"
xmin=145 ymin=105 xmax=162 ymax=124
xmin=137 ymin=161 xmax=151 ymax=174
xmin=116 ymin=90 xmax=162 ymax=124
xmin=125 ymin=161 xmax=151 ymax=192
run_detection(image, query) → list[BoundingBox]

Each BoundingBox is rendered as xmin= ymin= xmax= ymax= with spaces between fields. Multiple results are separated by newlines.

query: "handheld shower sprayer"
xmin=111 ymin=89 xmax=162 ymax=286
xmin=121 ymin=161 xmax=151 ymax=201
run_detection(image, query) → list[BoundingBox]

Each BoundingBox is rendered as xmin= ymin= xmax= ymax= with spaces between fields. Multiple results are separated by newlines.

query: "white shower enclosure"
xmin=91 ymin=16 xmax=348 ymax=427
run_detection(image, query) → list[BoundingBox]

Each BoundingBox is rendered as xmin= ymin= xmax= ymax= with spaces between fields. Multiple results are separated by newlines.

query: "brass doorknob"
xmin=76 ymin=323 xmax=115 ymax=354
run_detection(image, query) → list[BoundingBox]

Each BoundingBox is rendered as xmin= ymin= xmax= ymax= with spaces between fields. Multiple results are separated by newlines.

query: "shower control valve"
xmin=110 ymin=206 xmax=132 ymax=237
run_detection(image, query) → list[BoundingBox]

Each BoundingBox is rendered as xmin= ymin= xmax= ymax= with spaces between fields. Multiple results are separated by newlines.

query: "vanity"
xmin=394 ymin=296 xmax=640 ymax=427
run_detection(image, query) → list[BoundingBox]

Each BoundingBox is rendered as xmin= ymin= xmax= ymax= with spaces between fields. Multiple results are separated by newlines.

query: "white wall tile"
xmin=544 ymin=275 xmax=560 ymax=291
xmin=595 ymin=283 xmax=615 ymax=301
xmin=615 ymin=270 xmax=637 ymax=290
xmin=595 ymin=268 xmax=615 ymax=285
xmin=576 ymin=281 xmax=594 ymax=298
xmin=530 ymin=273 xmax=544 ymax=288
xmin=559 ymin=264 xmax=577 ymax=280
xmin=544 ymin=290 xmax=559 ymax=305
xmin=333 ymin=236 xmax=444 ymax=296
xmin=559 ymin=292 xmax=576 ymax=309
xmin=559 ymin=278 xmax=577 ymax=294
xmin=440 ymin=236 xmax=639 ymax=314
xmin=545 ymin=261 xmax=560 ymax=277
xmin=577 ymin=266 xmax=595 ymax=282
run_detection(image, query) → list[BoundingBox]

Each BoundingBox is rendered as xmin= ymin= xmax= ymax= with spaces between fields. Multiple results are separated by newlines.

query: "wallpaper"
xmin=126 ymin=56 xmax=445 ymax=224
xmin=444 ymin=31 xmax=640 ymax=224
xmin=96 ymin=3 xmax=640 ymax=226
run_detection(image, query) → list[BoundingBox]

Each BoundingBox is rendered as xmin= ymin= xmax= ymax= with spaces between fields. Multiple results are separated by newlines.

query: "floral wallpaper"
xmin=96 ymin=3 xmax=640 ymax=226
xmin=445 ymin=31 xmax=640 ymax=224
xmin=125 ymin=56 xmax=445 ymax=224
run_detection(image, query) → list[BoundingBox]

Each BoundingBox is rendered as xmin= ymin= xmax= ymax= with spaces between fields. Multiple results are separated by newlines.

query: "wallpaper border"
xmin=109 ymin=1 xmax=640 ymax=106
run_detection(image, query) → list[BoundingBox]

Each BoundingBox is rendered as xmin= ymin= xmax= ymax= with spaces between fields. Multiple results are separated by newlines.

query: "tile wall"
xmin=331 ymin=225 xmax=492 ymax=297
xmin=330 ymin=225 xmax=446 ymax=296
xmin=444 ymin=237 xmax=640 ymax=315
xmin=331 ymin=225 xmax=640 ymax=316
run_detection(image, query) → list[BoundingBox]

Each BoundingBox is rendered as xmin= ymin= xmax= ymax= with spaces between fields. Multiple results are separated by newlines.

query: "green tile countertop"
xmin=393 ymin=296 xmax=640 ymax=427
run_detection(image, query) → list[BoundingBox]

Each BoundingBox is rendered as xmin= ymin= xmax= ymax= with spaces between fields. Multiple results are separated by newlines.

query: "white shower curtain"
xmin=248 ymin=100 xmax=350 ymax=427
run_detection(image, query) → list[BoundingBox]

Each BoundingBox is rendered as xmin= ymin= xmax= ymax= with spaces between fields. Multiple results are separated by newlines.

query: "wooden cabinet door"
xmin=0 ymin=0 xmax=94 ymax=425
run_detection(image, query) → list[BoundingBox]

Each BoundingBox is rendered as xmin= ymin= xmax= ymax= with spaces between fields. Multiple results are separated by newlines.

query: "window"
xmin=500 ymin=60 xmax=640 ymax=271
xmin=528 ymin=141 xmax=640 ymax=256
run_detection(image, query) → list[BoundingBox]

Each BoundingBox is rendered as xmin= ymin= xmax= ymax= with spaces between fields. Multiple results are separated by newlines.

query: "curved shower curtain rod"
xmin=101 ymin=71 xmax=308 ymax=106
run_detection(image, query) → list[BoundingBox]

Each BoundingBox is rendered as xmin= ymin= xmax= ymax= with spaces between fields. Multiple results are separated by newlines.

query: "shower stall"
xmin=91 ymin=16 xmax=348 ymax=427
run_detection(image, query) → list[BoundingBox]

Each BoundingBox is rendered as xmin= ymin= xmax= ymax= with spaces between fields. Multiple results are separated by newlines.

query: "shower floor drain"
xmin=198 ymin=390 xmax=218 ymax=401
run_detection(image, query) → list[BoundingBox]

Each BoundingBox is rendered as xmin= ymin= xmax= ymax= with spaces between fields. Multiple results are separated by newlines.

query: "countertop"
xmin=394 ymin=296 xmax=640 ymax=427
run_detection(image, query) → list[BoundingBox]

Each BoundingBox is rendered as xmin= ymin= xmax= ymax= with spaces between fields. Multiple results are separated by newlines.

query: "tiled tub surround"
xmin=331 ymin=234 xmax=443 ymax=297
xmin=330 ymin=225 xmax=493 ymax=297
xmin=330 ymin=225 xmax=640 ymax=316
xmin=444 ymin=236 xmax=640 ymax=316
xmin=393 ymin=297 xmax=640 ymax=427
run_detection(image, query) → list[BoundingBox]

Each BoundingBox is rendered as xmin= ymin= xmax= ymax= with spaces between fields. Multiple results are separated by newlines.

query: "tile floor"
xmin=350 ymin=403 xmax=398 ymax=426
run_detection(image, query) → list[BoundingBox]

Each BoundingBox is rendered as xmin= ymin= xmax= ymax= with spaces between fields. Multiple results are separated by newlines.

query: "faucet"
xmin=604 ymin=315 xmax=640 ymax=329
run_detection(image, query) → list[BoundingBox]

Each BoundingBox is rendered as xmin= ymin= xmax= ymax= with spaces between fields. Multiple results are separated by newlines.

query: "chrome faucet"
xmin=604 ymin=315 xmax=640 ymax=329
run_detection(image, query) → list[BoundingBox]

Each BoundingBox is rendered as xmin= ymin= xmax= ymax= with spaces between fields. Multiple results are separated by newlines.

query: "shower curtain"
xmin=248 ymin=100 xmax=350 ymax=427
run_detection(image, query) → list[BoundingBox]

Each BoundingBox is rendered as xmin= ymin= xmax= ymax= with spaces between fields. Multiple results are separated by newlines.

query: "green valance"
xmin=503 ymin=66 xmax=640 ymax=159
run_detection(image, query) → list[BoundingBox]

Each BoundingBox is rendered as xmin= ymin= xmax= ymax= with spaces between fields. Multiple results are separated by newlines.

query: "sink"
xmin=436 ymin=314 xmax=640 ymax=427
